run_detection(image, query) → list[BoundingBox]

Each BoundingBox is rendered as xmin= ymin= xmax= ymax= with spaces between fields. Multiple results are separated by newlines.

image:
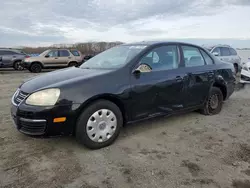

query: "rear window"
xmin=59 ymin=50 xmax=70 ymax=57
xmin=70 ymin=50 xmax=80 ymax=56
xmin=220 ymin=47 xmax=231 ymax=56
xmin=229 ymin=48 xmax=237 ymax=56
xmin=0 ymin=50 xmax=18 ymax=55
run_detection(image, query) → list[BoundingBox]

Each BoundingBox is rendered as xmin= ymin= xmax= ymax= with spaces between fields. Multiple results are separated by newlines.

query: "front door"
xmin=43 ymin=50 xmax=60 ymax=67
xmin=180 ymin=45 xmax=214 ymax=108
xmin=129 ymin=45 xmax=186 ymax=120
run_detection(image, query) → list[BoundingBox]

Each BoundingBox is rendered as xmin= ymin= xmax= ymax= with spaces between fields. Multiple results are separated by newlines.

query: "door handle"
xmin=175 ymin=76 xmax=183 ymax=82
xmin=13 ymin=56 xmax=16 ymax=58
xmin=55 ymin=57 xmax=58 ymax=59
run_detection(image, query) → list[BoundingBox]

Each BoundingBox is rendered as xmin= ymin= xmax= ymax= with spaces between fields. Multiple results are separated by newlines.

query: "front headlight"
xmin=26 ymin=88 xmax=60 ymax=106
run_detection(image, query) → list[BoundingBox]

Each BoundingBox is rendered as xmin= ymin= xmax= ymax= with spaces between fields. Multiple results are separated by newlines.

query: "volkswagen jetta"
xmin=11 ymin=41 xmax=235 ymax=149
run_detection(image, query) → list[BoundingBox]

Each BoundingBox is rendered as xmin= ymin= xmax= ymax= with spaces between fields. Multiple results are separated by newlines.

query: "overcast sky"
xmin=1 ymin=0 xmax=250 ymax=47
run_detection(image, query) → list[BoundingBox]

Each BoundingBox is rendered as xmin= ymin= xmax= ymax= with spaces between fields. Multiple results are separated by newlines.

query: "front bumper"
xmin=240 ymin=69 xmax=250 ymax=83
xmin=11 ymin=103 xmax=79 ymax=136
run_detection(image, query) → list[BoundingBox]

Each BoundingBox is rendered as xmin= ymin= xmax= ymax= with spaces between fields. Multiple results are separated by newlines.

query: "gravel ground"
xmin=1 ymin=69 xmax=250 ymax=188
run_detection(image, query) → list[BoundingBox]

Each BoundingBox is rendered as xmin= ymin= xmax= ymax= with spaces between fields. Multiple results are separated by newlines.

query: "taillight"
xmin=25 ymin=55 xmax=30 ymax=58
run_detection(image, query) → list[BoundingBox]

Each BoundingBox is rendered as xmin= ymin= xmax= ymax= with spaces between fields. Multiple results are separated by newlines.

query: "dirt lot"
xmin=1 ymin=69 xmax=250 ymax=188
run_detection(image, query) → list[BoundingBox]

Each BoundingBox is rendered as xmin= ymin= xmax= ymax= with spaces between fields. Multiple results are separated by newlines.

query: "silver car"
xmin=22 ymin=49 xmax=83 ymax=73
xmin=0 ymin=48 xmax=29 ymax=70
xmin=204 ymin=45 xmax=241 ymax=73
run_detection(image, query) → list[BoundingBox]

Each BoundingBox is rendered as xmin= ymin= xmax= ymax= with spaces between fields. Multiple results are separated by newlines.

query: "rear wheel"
xmin=76 ymin=100 xmax=123 ymax=149
xmin=68 ymin=62 xmax=78 ymax=67
xmin=30 ymin=63 xmax=42 ymax=73
xmin=13 ymin=61 xmax=23 ymax=70
xmin=200 ymin=87 xmax=223 ymax=115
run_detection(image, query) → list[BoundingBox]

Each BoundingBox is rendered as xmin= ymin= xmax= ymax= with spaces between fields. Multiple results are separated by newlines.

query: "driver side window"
xmin=139 ymin=45 xmax=180 ymax=72
xmin=47 ymin=50 xmax=59 ymax=57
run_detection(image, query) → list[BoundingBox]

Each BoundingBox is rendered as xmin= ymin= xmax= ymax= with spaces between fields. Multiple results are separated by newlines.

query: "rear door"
xmin=220 ymin=47 xmax=232 ymax=63
xmin=229 ymin=48 xmax=240 ymax=64
xmin=1 ymin=50 xmax=16 ymax=67
xmin=180 ymin=45 xmax=214 ymax=108
xmin=58 ymin=50 xmax=72 ymax=66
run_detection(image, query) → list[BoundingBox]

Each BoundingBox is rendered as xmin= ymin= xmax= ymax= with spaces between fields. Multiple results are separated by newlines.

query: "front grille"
xmin=17 ymin=110 xmax=34 ymax=119
xmin=19 ymin=118 xmax=46 ymax=135
xmin=12 ymin=89 xmax=29 ymax=106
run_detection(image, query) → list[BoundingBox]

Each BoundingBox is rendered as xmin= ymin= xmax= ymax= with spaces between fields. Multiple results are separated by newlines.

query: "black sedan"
xmin=11 ymin=41 xmax=235 ymax=149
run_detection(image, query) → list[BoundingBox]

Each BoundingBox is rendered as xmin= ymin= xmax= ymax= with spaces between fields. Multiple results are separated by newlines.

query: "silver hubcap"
xmin=209 ymin=94 xmax=219 ymax=109
xmin=86 ymin=109 xmax=117 ymax=143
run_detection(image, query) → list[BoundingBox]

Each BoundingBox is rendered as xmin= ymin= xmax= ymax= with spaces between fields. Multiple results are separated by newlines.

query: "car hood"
xmin=20 ymin=67 xmax=112 ymax=93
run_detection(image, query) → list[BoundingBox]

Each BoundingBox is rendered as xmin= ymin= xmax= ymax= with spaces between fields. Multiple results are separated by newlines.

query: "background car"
xmin=0 ymin=48 xmax=30 ymax=70
xmin=21 ymin=49 xmax=83 ymax=73
xmin=240 ymin=58 xmax=250 ymax=83
xmin=204 ymin=44 xmax=241 ymax=73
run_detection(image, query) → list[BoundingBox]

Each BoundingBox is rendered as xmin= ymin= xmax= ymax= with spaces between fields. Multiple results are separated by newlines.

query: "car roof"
xmin=203 ymin=44 xmax=232 ymax=49
xmin=122 ymin=41 xmax=204 ymax=48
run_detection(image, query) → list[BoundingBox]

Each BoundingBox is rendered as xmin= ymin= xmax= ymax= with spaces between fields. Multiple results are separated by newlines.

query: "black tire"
xmin=200 ymin=87 xmax=223 ymax=115
xmin=30 ymin=63 xmax=42 ymax=73
xmin=68 ymin=62 xmax=78 ymax=67
xmin=13 ymin=61 xmax=23 ymax=70
xmin=76 ymin=100 xmax=123 ymax=149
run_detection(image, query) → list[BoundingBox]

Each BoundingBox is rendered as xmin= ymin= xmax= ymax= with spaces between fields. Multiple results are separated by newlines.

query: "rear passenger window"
xmin=200 ymin=50 xmax=214 ymax=65
xmin=212 ymin=47 xmax=221 ymax=56
xmin=182 ymin=46 xmax=205 ymax=67
xmin=220 ymin=47 xmax=230 ymax=56
xmin=229 ymin=48 xmax=237 ymax=56
xmin=59 ymin=50 xmax=70 ymax=57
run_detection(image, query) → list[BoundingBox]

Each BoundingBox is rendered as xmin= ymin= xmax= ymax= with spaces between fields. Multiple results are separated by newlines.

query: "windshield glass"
xmin=39 ymin=50 xmax=50 ymax=56
xmin=80 ymin=45 xmax=147 ymax=69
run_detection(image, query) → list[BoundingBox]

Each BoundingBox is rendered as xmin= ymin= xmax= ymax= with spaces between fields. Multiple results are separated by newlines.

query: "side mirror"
xmin=212 ymin=52 xmax=219 ymax=56
xmin=133 ymin=68 xmax=141 ymax=75
xmin=45 ymin=55 xmax=49 ymax=58
xmin=133 ymin=64 xmax=152 ymax=74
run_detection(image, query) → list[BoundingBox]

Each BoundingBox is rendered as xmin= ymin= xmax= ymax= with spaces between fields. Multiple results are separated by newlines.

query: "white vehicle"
xmin=204 ymin=44 xmax=241 ymax=73
xmin=240 ymin=58 xmax=250 ymax=83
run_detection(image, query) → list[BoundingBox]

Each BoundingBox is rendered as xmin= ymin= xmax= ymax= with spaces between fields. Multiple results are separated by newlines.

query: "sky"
xmin=1 ymin=0 xmax=250 ymax=47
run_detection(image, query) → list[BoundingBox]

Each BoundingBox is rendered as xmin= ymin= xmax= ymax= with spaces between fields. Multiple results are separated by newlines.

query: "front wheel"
xmin=30 ymin=63 xmax=42 ymax=73
xmin=68 ymin=62 xmax=78 ymax=67
xmin=13 ymin=61 xmax=23 ymax=70
xmin=76 ymin=100 xmax=123 ymax=149
xmin=200 ymin=87 xmax=223 ymax=115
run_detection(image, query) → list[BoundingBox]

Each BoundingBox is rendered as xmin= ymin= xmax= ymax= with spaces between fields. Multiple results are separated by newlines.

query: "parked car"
xmin=0 ymin=48 xmax=29 ymax=70
xmin=21 ymin=49 xmax=83 ymax=73
xmin=83 ymin=54 xmax=94 ymax=62
xmin=204 ymin=44 xmax=241 ymax=73
xmin=11 ymin=41 xmax=235 ymax=149
xmin=240 ymin=58 xmax=250 ymax=83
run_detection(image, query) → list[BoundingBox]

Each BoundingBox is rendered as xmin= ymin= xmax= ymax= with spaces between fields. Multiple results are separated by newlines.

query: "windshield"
xmin=39 ymin=50 xmax=50 ymax=56
xmin=80 ymin=45 xmax=147 ymax=69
